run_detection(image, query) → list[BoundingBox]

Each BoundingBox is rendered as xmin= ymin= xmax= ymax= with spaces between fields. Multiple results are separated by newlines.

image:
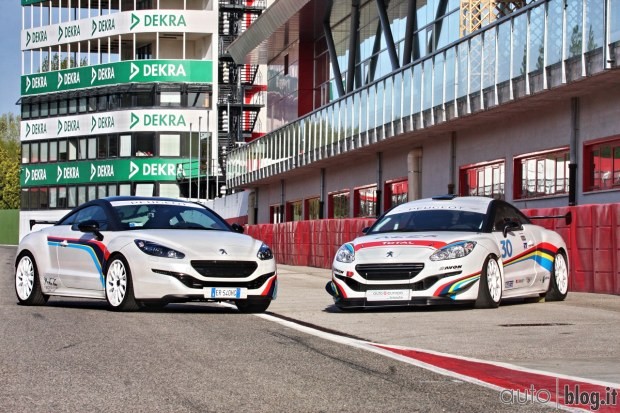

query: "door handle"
xmin=60 ymin=240 xmax=69 ymax=247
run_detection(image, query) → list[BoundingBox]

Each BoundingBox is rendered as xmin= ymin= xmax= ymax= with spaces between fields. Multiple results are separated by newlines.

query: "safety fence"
xmin=245 ymin=203 xmax=620 ymax=295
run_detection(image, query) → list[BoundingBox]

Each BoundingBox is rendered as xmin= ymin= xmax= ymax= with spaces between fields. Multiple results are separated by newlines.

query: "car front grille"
xmin=190 ymin=260 xmax=258 ymax=278
xmin=335 ymin=274 xmax=441 ymax=292
xmin=158 ymin=271 xmax=275 ymax=290
xmin=355 ymin=263 xmax=425 ymax=281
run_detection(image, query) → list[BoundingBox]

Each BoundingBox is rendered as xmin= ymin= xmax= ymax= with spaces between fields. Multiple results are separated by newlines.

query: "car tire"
xmin=545 ymin=251 xmax=569 ymax=302
xmin=475 ymin=255 xmax=502 ymax=309
xmin=105 ymin=254 xmax=139 ymax=312
xmin=15 ymin=252 xmax=48 ymax=306
xmin=235 ymin=299 xmax=271 ymax=313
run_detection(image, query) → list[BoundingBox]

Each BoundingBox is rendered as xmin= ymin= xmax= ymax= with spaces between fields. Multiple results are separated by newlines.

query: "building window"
xmin=304 ymin=197 xmax=321 ymax=220
xmin=21 ymin=144 xmax=30 ymax=164
xmin=270 ymin=204 xmax=283 ymax=223
xmin=460 ymin=161 xmax=505 ymax=199
xmin=286 ymin=200 xmax=303 ymax=222
xmin=160 ymin=134 xmax=181 ymax=157
xmin=385 ymin=179 xmax=408 ymax=209
xmin=135 ymin=133 xmax=155 ymax=156
xmin=585 ymin=138 xmax=620 ymax=191
xmin=354 ymin=185 xmax=377 ymax=217
xmin=329 ymin=191 xmax=350 ymax=218
xmin=514 ymin=148 xmax=569 ymax=199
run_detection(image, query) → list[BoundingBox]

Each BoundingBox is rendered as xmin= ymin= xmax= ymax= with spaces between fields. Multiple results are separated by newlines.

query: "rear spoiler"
xmin=29 ymin=220 xmax=58 ymax=230
xmin=528 ymin=211 xmax=572 ymax=225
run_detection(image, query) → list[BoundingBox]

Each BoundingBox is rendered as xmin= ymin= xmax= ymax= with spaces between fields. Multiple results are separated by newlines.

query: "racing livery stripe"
xmin=503 ymin=242 xmax=559 ymax=272
xmin=433 ymin=271 xmax=481 ymax=297
xmin=354 ymin=240 xmax=448 ymax=251
xmin=47 ymin=237 xmax=111 ymax=286
xmin=260 ymin=274 xmax=278 ymax=297
xmin=332 ymin=279 xmax=349 ymax=299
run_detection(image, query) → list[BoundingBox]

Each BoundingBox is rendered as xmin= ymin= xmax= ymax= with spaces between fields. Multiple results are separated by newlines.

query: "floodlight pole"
xmin=198 ymin=116 xmax=202 ymax=202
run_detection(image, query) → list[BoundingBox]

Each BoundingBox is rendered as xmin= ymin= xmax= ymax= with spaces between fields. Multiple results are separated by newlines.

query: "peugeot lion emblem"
xmin=219 ymin=249 xmax=228 ymax=255
xmin=386 ymin=251 xmax=394 ymax=258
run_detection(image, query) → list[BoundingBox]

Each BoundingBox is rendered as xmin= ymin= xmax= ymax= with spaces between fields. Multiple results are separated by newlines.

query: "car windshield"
xmin=369 ymin=209 xmax=485 ymax=233
xmin=112 ymin=201 xmax=230 ymax=231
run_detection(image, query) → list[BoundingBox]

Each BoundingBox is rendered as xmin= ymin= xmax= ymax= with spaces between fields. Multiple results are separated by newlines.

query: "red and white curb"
xmin=257 ymin=312 xmax=620 ymax=412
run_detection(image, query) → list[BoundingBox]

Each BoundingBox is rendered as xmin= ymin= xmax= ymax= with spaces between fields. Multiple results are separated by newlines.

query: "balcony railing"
xmin=226 ymin=0 xmax=619 ymax=189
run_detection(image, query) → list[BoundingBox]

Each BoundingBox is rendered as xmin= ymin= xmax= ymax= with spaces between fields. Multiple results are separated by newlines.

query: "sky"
xmin=0 ymin=2 xmax=23 ymax=116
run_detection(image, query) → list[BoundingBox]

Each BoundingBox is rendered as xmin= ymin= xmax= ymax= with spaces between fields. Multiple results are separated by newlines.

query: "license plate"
xmin=205 ymin=287 xmax=248 ymax=299
xmin=366 ymin=289 xmax=410 ymax=301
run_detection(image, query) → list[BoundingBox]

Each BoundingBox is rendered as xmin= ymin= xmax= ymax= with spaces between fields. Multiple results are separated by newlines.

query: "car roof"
xmin=387 ymin=196 xmax=493 ymax=215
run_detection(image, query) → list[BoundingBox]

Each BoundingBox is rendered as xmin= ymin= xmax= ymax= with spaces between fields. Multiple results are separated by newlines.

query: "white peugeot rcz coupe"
xmin=326 ymin=196 xmax=569 ymax=309
xmin=15 ymin=196 xmax=277 ymax=312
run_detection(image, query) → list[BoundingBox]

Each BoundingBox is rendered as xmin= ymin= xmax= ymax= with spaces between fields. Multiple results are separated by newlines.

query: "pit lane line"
xmin=250 ymin=309 xmax=620 ymax=413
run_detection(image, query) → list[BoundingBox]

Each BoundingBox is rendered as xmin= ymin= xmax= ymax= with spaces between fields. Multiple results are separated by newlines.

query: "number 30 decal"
xmin=500 ymin=240 xmax=513 ymax=258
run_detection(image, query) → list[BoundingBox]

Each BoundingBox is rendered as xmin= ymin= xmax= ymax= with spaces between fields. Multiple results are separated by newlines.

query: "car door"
xmin=491 ymin=202 xmax=538 ymax=291
xmin=55 ymin=205 xmax=109 ymax=291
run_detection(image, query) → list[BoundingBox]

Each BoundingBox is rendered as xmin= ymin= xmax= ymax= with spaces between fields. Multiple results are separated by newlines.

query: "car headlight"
xmin=335 ymin=243 xmax=355 ymax=263
xmin=429 ymin=241 xmax=477 ymax=261
xmin=134 ymin=240 xmax=185 ymax=259
xmin=257 ymin=243 xmax=274 ymax=260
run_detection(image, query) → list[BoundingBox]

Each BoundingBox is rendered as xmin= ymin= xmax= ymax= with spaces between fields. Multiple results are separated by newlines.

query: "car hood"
xmin=349 ymin=232 xmax=482 ymax=261
xmin=121 ymin=229 xmax=262 ymax=259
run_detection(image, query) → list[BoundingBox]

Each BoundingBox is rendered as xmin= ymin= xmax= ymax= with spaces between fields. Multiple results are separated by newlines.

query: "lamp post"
xmin=189 ymin=122 xmax=193 ymax=200
xmin=197 ymin=116 xmax=202 ymax=202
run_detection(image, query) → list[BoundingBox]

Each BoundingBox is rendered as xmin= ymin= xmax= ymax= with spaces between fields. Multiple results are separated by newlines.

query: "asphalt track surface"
xmin=2 ymin=245 xmax=619 ymax=412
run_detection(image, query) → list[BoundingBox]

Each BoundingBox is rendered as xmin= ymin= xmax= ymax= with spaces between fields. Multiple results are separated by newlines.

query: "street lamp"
xmin=197 ymin=116 xmax=202 ymax=202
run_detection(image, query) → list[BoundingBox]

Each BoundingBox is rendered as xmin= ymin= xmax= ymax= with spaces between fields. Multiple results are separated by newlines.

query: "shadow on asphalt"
xmin=322 ymin=297 xmax=541 ymax=314
xmin=37 ymin=298 xmax=245 ymax=314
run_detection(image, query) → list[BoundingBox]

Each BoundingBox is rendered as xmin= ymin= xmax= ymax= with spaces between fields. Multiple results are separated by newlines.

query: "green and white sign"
xmin=21 ymin=158 xmax=190 ymax=187
xmin=22 ymin=10 xmax=217 ymax=50
xmin=22 ymin=59 xmax=212 ymax=96
xmin=21 ymin=109 xmax=211 ymax=140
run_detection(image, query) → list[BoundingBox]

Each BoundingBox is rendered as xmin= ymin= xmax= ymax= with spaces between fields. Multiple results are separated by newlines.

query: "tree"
xmin=0 ymin=113 xmax=21 ymax=209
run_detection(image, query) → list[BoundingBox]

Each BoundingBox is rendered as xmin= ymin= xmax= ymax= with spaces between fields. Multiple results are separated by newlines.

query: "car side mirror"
xmin=361 ymin=227 xmax=370 ymax=234
xmin=77 ymin=220 xmax=104 ymax=241
xmin=502 ymin=221 xmax=522 ymax=238
xmin=231 ymin=223 xmax=244 ymax=234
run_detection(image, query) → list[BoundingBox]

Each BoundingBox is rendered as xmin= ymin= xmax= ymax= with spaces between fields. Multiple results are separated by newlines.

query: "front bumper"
xmin=123 ymin=245 xmax=277 ymax=302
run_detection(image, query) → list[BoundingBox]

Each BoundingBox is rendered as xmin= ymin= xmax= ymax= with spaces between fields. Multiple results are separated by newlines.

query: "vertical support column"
xmin=376 ymin=152 xmax=383 ymax=217
xmin=319 ymin=168 xmax=325 ymax=219
xmin=569 ymin=97 xmax=579 ymax=206
xmin=448 ymin=132 xmax=457 ymax=194
xmin=407 ymin=148 xmax=422 ymax=201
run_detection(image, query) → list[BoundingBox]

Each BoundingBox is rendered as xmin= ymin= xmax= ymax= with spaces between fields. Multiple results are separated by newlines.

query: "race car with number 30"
xmin=326 ymin=195 xmax=569 ymax=309
xmin=15 ymin=196 xmax=277 ymax=313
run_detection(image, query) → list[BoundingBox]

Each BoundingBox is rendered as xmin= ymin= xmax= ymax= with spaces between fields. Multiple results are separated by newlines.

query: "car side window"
xmin=73 ymin=206 xmax=109 ymax=231
xmin=492 ymin=202 xmax=529 ymax=231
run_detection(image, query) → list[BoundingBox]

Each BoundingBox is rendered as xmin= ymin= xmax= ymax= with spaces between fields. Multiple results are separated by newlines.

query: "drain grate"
xmin=499 ymin=323 xmax=573 ymax=327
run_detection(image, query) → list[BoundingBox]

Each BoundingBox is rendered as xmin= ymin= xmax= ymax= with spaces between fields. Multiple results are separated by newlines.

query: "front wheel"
xmin=15 ymin=252 xmax=48 ymax=306
xmin=235 ymin=299 xmax=271 ymax=314
xmin=546 ymin=251 xmax=569 ymax=301
xmin=475 ymin=255 xmax=502 ymax=309
xmin=105 ymin=255 xmax=139 ymax=311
